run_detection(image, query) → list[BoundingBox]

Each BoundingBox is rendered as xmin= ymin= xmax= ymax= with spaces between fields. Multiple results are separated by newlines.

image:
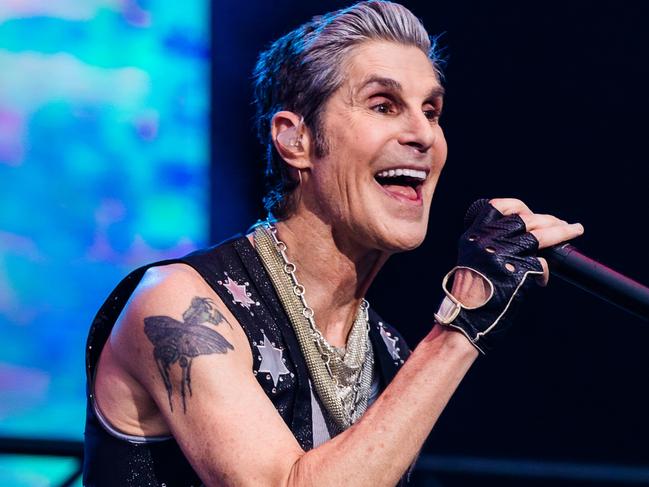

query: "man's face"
xmin=305 ymin=40 xmax=448 ymax=253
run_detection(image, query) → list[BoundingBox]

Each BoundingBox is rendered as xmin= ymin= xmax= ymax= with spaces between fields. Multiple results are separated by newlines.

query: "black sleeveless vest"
xmin=83 ymin=236 xmax=411 ymax=486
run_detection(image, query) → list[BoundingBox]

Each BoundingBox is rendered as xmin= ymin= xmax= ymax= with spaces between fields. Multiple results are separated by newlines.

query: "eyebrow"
xmin=357 ymin=75 xmax=446 ymax=100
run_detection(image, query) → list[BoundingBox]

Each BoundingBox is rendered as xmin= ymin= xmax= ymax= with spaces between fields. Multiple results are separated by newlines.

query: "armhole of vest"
xmin=87 ymin=259 xmax=186 ymax=445
xmin=90 ymin=393 xmax=173 ymax=444
xmin=369 ymin=308 xmax=412 ymax=354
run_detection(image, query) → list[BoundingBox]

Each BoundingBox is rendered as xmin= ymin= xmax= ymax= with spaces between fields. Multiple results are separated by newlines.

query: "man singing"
xmin=83 ymin=1 xmax=584 ymax=485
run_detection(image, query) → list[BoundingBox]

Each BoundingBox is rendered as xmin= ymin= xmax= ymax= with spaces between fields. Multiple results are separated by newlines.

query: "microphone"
xmin=464 ymin=199 xmax=649 ymax=321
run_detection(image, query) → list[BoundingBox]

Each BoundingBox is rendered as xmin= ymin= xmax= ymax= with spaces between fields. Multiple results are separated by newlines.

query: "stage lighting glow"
xmin=0 ymin=2 xmax=209 ymax=484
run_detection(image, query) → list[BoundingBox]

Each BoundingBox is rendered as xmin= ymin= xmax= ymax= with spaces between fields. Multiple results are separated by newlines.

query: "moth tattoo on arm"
xmin=144 ymin=297 xmax=234 ymax=413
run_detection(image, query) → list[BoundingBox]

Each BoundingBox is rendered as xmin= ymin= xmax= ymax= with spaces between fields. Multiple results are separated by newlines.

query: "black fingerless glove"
xmin=434 ymin=199 xmax=544 ymax=354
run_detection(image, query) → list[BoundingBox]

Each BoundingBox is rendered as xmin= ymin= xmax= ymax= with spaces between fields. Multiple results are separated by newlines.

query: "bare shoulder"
xmin=135 ymin=262 xmax=222 ymax=309
xmin=100 ymin=262 xmax=306 ymax=485
xmin=109 ymin=262 xmax=253 ymax=390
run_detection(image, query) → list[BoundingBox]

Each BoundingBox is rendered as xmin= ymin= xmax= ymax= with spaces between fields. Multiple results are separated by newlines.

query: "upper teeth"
xmin=376 ymin=168 xmax=427 ymax=180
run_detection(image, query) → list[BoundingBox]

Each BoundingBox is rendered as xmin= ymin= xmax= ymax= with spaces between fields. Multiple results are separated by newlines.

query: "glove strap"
xmin=433 ymin=266 xmax=495 ymax=355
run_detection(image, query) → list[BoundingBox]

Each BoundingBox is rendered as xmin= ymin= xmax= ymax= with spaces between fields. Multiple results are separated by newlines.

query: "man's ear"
xmin=271 ymin=111 xmax=311 ymax=169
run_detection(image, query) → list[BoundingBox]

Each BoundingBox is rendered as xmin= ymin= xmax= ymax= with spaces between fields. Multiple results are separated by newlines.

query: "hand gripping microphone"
xmin=464 ymin=199 xmax=649 ymax=321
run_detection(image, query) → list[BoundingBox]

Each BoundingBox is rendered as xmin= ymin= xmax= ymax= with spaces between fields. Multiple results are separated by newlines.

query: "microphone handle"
xmin=540 ymin=244 xmax=649 ymax=321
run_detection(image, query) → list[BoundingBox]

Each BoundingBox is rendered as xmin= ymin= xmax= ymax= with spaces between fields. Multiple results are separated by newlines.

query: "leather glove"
xmin=434 ymin=199 xmax=544 ymax=354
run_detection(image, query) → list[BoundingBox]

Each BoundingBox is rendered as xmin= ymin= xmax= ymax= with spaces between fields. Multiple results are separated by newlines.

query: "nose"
xmin=397 ymin=110 xmax=437 ymax=153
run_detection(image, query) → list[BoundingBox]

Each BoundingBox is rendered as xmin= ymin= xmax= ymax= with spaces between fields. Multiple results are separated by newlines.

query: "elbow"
xmin=284 ymin=452 xmax=313 ymax=487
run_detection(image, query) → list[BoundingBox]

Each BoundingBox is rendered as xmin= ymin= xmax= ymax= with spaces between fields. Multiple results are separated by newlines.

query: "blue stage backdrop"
xmin=0 ymin=1 xmax=209 ymax=484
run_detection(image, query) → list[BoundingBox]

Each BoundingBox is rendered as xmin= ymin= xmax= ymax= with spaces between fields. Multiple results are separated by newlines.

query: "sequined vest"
xmin=83 ymin=235 xmax=412 ymax=486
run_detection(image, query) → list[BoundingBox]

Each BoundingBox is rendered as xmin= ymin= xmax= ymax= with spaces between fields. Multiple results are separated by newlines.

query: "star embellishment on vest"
xmin=256 ymin=332 xmax=290 ymax=388
xmin=218 ymin=272 xmax=259 ymax=314
xmin=379 ymin=322 xmax=402 ymax=363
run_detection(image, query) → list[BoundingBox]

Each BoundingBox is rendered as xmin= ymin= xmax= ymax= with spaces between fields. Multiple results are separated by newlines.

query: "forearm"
xmin=287 ymin=325 xmax=478 ymax=487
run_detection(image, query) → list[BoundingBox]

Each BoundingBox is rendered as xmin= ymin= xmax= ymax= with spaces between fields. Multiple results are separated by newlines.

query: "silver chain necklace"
xmin=254 ymin=223 xmax=374 ymax=428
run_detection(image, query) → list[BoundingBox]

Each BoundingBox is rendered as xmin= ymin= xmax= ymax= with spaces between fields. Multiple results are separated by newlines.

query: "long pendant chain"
xmin=256 ymin=223 xmax=373 ymax=426
xmin=265 ymin=224 xmax=369 ymax=383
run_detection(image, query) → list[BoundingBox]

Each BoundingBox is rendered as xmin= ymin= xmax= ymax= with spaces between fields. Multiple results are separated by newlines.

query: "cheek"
xmin=324 ymin=107 xmax=388 ymax=162
xmin=309 ymin=158 xmax=351 ymax=218
xmin=315 ymin=129 xmax=367 ymax=189
xmin=433 ymin=127 xmax=448 ymax=169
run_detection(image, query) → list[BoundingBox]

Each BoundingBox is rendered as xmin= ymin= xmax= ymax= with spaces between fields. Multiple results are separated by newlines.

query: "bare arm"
xmin=106 ymin=198 xmax=582 ymax=486
xmin=106 ymin=263 xmax=475 ymax=487
xmin=287 ymin=326 xmax=476 ymax=487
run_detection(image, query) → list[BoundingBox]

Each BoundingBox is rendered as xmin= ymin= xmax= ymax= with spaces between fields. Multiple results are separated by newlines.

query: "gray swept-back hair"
xmin=253 ymin=0 xmax=443 ymax=219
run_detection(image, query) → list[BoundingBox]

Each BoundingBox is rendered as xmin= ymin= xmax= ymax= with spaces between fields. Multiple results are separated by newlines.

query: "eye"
xmin=423 ymin=103 xmax=442 ymax=122
xmin=369 ymin=93 xmax=399 ymax=115
xmin=423 ymin=108 xmax=441 ymax=122
xmin=371 ymin=101 xmax=396 ymax=114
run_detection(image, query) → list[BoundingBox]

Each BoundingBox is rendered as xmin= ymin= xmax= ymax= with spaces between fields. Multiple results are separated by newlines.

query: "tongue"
xmin=383 ymin=184 xmax=418 ymax=200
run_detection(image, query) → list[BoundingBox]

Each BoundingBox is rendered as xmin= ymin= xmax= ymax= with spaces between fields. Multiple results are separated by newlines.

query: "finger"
xmin=535 ymin=257 xmax=550 ymax=287
xmin=530 ymin=223 xmax=585 ymax=249
xmin=519 ymin=213 xmax=569 ymax=232
xmin=489 ymin=198 xmax=534 ymax=216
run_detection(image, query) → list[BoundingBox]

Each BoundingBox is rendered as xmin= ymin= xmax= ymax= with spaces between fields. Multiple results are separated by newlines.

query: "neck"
xmin=269 ymin=212 xmax=389 ymax=348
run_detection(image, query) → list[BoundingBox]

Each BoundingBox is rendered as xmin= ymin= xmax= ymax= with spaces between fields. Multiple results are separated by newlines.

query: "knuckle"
xmin=488 ymin=198 xmax=505 ymax=209
xmin=546 ymin=213 xmax=567 ymax=225
xmin=519 ymin=215 xmax=533 ymax=230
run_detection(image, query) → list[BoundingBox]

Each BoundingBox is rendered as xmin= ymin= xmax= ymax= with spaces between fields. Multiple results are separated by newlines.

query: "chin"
xmin=376 ymin=220 xmax=428 ymax=253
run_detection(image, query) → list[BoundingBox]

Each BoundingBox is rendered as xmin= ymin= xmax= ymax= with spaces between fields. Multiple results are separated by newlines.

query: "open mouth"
xmin=374 ymin=168 xmax=427 ymax=204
